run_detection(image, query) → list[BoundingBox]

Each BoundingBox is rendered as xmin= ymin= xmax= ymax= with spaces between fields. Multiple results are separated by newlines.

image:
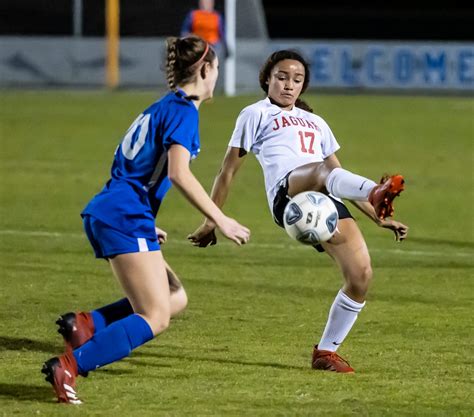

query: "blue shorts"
xmin=83 ymin=215 xmax=160 ymax=259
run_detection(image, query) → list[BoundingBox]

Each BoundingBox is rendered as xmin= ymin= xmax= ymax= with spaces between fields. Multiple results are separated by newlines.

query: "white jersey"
xmin=228 ymin=97 xmax=340 ymax=211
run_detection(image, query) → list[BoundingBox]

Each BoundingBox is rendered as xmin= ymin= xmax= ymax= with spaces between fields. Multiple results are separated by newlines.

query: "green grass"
xmin=0 ymin=90 xmax=473 ymax=416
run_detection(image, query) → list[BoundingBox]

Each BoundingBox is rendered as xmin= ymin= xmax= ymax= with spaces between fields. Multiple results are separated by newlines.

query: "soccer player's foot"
xmin=311 ymin=345 xmax=354 ymax=373
xmin=41 ymin=352 xmax=82 ymax=404
xmin=368 ymin=174 xmax=405 ymax=220
xmin=56 ymin=312 xmax=94 ymax=351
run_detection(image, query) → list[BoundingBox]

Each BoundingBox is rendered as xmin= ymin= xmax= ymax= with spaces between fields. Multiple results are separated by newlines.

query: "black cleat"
xmin=56 ymin=312 xmax=94 ymax=351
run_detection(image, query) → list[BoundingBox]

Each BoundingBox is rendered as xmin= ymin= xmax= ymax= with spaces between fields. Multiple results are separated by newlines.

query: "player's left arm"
xmin=323 ymin=153 xmax=342 ymax=171
xmin=324 ymin=153 xmax=408 ymax=242
xmin=349 ymin=200 xmax=408 ymax=242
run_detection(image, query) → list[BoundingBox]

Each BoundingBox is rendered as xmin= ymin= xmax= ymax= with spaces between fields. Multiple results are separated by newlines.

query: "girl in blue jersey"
xmin=41 ymin=36 xmax=250 ymax=404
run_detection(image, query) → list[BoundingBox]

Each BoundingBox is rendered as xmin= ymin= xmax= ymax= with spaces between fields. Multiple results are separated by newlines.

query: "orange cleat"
xmin=368 ymin=174 xmax=405 ymax=220
xmin=41 ymin=352 xmax=82 ymax=404
xmin=56 ymin=312 xmax=94 ymax=351
xmin=312 ymin=345 xmax=355 ymax=373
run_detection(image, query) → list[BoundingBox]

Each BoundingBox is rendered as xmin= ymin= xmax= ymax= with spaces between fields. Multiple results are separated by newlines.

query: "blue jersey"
xmin=82 ymin=90 xmax=200 ymax=238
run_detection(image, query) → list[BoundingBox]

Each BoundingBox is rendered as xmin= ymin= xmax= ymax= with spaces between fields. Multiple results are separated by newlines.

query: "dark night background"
xmin=1 ymin=0 xmax=473 ymax=41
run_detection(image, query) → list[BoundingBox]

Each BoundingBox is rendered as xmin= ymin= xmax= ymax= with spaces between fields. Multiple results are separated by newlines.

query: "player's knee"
xmin=171 ymin=287 xmax=188 ymax=317
xmin=346 ymin=265 xmax=372 ymax=296
xmin=361 ymin=265 xmax=373 ymax=285
xmin=143 ymin=310 xmax=171 ymax=335
xmin=151 ymin=316 xmax=171 ymax=335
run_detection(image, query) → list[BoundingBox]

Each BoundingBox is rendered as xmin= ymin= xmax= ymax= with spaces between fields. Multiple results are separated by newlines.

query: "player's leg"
xmin=92 ymin=259 xmax=187 ymax=322
xmin=108 ymin=250 xmax=171 ymax=334
xmin=287 ymin=162 xmax=404 ymax=219
xmin=311 ymin=218 xmax=372 ymax=373
xmin=164 ymin=260 xmax=188 ymax=316
xmin=322 ymin=218 xmax=372 ymax=302
xmin=287 ymin=161 xmax=331 ymax=195
xmin=287 ymin=161 xmax=377 ymax=200
xmin=42 ymin=251 xmax=170 ymax=403
xmin=57 ymin=262 xmax=188 ymax=350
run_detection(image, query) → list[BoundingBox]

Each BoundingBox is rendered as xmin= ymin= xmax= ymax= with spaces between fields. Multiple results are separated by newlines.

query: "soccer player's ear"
xmin=200 ymin=63 xmax=208 ymax=80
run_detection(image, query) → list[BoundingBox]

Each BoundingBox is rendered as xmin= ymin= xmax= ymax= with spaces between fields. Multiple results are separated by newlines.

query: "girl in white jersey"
xmin=189 ymin=50 xmax=408 ymax=373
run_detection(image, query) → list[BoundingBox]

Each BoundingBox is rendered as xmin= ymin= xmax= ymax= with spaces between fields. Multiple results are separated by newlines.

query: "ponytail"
xmin=164 ymin=36 xmax=216 ymax=100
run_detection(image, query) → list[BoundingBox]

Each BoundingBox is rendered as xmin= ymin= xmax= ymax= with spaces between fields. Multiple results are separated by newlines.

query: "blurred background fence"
xmin=0 ymin=0 xmax=473 ymax=93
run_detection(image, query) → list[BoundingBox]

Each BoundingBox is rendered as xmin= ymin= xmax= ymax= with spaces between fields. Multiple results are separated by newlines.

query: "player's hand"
xmin=216 ymin=216 xmax=250 ymax=246
xmin=378 ymin=219 xmax=409 ymax=242
xmin=155 ymin=226 xmax=168 ymax=244
xmin=188 ymin=221 xmax=218 ymax=247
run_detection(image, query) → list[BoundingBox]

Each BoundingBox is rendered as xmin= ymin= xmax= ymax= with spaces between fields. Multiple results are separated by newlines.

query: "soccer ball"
xmin=283 ymin=191 xmax=339 ymax=245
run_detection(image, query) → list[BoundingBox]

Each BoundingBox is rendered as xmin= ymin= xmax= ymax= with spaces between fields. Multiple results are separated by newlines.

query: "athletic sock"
xmin=326 ymin=167 xmax=377 ymax=201
xmin=73 ymin=313 xmax=153 ymax=374
xmin=318 ymin=289 xmax=366 ymax=352
xmin=91 ymin=298 xmax=134 ymax=333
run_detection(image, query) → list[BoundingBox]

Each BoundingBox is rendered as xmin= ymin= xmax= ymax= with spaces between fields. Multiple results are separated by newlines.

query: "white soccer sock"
xmin=318 ymin=289 xmax=366 ymax=352
xmin=325 ymin=167 xmax=377 ymax=201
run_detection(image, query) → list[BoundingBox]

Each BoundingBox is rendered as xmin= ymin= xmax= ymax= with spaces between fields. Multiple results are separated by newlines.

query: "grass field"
xmin=0 ymin=90 xmax=473 ymax=416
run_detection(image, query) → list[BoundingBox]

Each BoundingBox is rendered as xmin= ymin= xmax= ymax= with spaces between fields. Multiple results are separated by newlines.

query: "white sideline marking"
xmin=0 ymin=229 xmax=472 ymax=258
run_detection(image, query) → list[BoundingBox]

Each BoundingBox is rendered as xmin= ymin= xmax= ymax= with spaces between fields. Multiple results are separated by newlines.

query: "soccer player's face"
xmin=267 ymin=60 xmax=305 ymax=110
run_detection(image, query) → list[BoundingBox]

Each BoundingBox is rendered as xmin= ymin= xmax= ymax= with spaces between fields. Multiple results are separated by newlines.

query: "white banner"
xmin=1 ymin=37 xmax=473 ymax=92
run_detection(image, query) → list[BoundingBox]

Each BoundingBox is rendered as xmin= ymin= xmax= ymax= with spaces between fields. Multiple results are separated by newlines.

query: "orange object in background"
xmin=190 ymin=10 xmax=220 ymax=45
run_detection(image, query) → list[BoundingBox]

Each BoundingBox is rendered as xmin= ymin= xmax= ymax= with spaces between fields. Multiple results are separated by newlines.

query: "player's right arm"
xmin=209 ymin=146 xmax=247 ymax=212
xmin=187 ymin=146 xmax=247 ymax=247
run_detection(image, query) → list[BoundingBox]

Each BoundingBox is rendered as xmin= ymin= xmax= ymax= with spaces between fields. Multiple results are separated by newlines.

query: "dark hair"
xmin=165 ymin=36 xmax=216 ymax=99
xmin=259 ymin=50 xmax=313 ymax=113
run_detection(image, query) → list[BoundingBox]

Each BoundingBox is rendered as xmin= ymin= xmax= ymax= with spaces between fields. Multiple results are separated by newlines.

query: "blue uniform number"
xmin=121 ymin=113 xmax=151 ymax=160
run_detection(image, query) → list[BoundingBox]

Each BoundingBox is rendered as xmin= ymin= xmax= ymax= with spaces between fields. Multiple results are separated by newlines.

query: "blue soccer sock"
xmin=91 ymin=298 xmax=134 ymax=333
xmin=73 ymin=313 xmax=153 ymax=374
